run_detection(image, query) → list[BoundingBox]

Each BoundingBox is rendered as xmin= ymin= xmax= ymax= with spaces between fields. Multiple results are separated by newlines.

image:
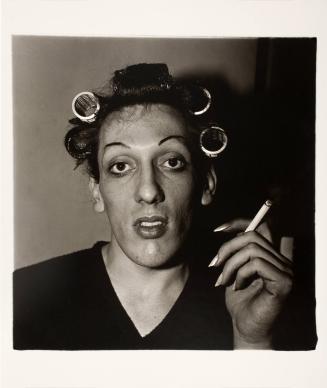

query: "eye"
xmin=162 ymin=157 xmax=186 ymax=170
xmin=109 ymin=161 xmax=133 ymax=176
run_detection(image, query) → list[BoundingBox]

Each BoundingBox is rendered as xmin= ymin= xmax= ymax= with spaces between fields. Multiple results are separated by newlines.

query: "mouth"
xmin=134 ymin=216 xmax=168 ymax=239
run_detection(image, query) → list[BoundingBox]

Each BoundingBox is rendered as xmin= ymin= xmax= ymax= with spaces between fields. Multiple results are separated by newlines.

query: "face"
xmin=92 ymin=104 xmax=214 ymax=268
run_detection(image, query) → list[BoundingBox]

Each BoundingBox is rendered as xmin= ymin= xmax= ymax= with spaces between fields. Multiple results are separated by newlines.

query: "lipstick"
xmin=134 ymin=216 xmax=168 ymax=239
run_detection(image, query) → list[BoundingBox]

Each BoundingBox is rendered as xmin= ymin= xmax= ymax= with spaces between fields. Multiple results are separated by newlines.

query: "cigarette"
xmin=245 ymin=200 xmax=273 ymax=232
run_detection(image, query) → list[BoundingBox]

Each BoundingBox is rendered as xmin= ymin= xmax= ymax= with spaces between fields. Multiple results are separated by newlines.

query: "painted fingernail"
xmin=208 ymin=255 xmax=219 ymax=267
xmin=215 ymin=273 xmax=223 ymax=287
xmin=216 ymin=255 xmax=223 ymax=266
xmin=214 ymin=223 xmax=231 ymax=232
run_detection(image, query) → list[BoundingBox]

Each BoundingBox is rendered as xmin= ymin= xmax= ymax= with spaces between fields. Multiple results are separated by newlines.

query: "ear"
xmin=201 ymin=165 xmax=217 ymax=206
xmin=89 ymin=177 xmax=105 ymax=213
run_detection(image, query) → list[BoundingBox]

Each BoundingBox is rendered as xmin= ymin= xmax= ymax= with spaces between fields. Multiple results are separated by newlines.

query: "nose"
xmin=134 ymin=165 xmax=165 ymax=204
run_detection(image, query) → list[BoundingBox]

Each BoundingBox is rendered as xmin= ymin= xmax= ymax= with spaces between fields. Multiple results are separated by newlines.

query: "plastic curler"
xmin=189 ymin=87 xmax=212 ymax=116
xmin=66 ymin=136 xmax=91 ymax=160
xmin=72 ymin=91 xmax=100 ymax=123
xmin=200 ymin=125 xmax=228 ymax=157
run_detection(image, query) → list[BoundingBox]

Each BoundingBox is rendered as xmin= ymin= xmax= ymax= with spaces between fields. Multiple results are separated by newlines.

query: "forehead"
xmin=99 ymin=104 xmax=189 ymax=145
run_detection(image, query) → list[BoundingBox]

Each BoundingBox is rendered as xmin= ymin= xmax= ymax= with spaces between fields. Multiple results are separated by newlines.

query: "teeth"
xmin=140 ymin=221 xmax=162 ymax=227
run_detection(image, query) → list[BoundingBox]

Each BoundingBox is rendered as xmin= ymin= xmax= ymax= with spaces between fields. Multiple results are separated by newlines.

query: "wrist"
xmin=233 ymin=336 xmax=272 ymax=349
xmin=233 ymin=325 xmax=273 ymax=350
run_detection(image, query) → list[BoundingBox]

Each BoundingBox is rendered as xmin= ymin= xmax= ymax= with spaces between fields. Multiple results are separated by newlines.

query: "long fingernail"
xmin=215 ymin=273 xmax=223 ymax=287
xmin=213 ymin=223 xmax=231 ymax=232
xmin=208 ymin=255 xmax=219 ymax=267
xmin=232 ymin=281 xmax=237 ymax=291
xmin=216 ymin=255 xmax=223 ymax=266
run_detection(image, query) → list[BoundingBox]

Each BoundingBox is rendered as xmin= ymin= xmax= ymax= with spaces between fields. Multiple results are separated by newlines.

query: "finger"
xmin=219 ymin=243 xmax=293 ymax=286
xmin=233 ymin=258 xmax=293 ymax=297
xmin=256 ymin=222 xmax=273 ymax=243
xmin=237 ymin=222 xmax=273 ymax=243
xmin=213 ymin=218 xmax=250 ymax=233
xmin=212 ymin=231 xmax=292 ymax=268
xmin=280 ymin=237 xmax=294 ymax=261
xmin=214 ymin=219 xmax=273 ymax=243
xmin=235 ymin=221 xmax=272 ymax=243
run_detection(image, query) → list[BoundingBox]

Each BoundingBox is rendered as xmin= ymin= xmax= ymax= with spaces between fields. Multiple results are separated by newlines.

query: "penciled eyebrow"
xmin=104 ymin=142 xmax=131 ymax=150
xmin=104 ymin=135 xmax=186 ymax=150
xmin=158 ymin=135 xmax=186 ymax=146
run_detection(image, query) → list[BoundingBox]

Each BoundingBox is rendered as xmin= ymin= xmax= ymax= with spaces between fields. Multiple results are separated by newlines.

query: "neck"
xmin=102 ymin=243 xmax=190 ymax=297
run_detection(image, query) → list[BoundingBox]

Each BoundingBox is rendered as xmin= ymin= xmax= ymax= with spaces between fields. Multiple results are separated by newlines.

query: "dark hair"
xmin=64 ymin=63 xmax=212 ymax=183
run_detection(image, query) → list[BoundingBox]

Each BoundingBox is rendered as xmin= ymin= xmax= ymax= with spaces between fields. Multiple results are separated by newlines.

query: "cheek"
xmin=171 ymin=171 xmax=195 ymax=199
xmin=167 ymin=176 xmax=197 ymax=220
xmin=99 ymin=182 xmax=129 ymax=220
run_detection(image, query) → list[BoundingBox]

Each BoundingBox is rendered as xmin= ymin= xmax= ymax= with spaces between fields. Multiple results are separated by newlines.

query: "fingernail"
xmin=208 ymin=255 xmax=219 ymax=267
xmin=214 ymin=223 xmax=231 ymax=232
xmin=216 ymin=255 xmax=223 ymax=266
xmin=215 ymin=273 xmax=223 ymax=287
xmin=232 ymin=281 xmax=237 ymax=291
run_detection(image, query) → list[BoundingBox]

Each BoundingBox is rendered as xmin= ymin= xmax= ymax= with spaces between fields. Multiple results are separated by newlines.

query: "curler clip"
xmin=72 ymin=91 xmax=100 ymax=123
xmin=200 ymin=125 xmax=228 ymax=158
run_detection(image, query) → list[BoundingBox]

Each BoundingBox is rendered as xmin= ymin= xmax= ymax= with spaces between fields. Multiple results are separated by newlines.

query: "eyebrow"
xmin=104 ymin=136 xmax=186 ymax=150
xmin=158 ymin=135 xmax=186 ymax=146
xmin=104 ymin=142 xmax=131 ymax=150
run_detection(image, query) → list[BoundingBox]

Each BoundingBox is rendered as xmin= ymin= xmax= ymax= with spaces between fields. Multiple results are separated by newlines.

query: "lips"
xmin=134 ymin=215 xmax=168 ymax=239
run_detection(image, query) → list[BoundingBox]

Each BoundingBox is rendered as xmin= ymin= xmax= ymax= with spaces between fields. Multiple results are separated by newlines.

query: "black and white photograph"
xmin=2 ymin=1 xmax=327 ymax=388
xmin=12 ymin=36 xmax=316 ymax=350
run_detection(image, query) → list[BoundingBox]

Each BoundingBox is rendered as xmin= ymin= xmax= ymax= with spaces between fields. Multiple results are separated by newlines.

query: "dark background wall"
xmin=206 ymin=38 xmax=316 ymax=349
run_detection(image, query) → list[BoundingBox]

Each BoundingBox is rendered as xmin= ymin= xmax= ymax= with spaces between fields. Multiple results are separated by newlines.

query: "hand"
xmin=210 ymin=219 xmax=294 ymax=349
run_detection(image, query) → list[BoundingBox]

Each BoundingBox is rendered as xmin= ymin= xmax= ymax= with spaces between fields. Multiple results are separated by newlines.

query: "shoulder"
xmin=14 ymin=241 xmax=106 ymax=285
xmin=14 ymin=241 xmax=108 ymax=309
xmin=13 ymin=242 xmax=107 ymax=315
xmin=13 ymin=241 xmax=107 ymax=349
xmin=14 ymin=241 xmax=107 ymax=302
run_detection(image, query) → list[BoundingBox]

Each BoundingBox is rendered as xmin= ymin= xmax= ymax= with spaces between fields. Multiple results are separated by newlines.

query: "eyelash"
xmin=161 ymin=157 xmax=186 ymax=171
xmin=108 ymin=161 xmax=133 ymax=177
xmin=108 ymin=156 xmax=187 ymax=177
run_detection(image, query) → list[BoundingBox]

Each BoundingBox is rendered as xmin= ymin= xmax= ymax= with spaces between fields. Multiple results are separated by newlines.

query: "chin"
xmin=128 ymin=240 xmax=182 ymax=269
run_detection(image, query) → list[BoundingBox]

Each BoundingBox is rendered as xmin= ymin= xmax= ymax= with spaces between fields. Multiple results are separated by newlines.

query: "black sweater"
xmin=14 ymin=242 xmax=233 ymax=350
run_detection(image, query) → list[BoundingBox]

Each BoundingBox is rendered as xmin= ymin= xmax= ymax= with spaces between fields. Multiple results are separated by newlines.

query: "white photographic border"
xmin=2 ymin=1 xmax=327 ymax=387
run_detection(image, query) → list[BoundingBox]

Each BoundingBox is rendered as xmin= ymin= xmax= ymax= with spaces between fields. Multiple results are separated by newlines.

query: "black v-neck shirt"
xmin=14 ymin=242 xmax=234 ymax=350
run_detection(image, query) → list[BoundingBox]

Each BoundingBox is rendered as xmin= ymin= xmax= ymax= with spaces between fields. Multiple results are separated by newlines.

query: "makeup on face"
xmin=94 ymin=104 xmax=198 ymax=268
xmin=133 ymin=215 xmax=168 ymax=239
